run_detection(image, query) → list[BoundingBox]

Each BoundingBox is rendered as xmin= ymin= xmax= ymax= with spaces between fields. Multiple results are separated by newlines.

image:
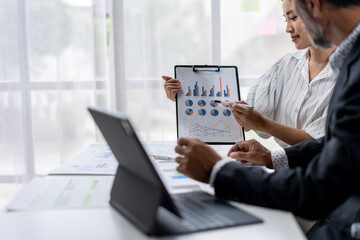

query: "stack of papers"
xmin=50 ymin=143 xmax=118 ymax=175
xmin=8 ymin=142 xmax=220 ymax=211
xmin=7 ymin=176 xmax=114 ymax=211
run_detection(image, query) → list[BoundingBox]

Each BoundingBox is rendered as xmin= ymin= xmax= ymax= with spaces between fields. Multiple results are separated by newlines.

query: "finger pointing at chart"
xmin=230 ymin=101 xmax=269 ymax=131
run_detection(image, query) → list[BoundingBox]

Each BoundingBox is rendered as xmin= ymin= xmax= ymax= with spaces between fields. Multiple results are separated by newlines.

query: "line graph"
xmin=188 ymin=120 xmax=231 ymax=135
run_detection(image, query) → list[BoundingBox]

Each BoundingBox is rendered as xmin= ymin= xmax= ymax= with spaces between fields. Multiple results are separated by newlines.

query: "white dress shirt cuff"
xmin=271 ymin=148 xmax=289 ymax=169
xmin=209 ymin=159 xmax=233 ymax=187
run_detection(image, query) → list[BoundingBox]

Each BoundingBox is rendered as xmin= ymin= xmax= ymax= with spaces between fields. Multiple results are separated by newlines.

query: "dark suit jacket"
xmin=214 ymin=35 xmax=360 ymax=239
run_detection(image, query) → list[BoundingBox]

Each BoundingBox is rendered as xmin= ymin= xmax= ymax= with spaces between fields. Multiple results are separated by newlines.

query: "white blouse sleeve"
xmin=246 ymin=57 xmax=285 ymax=139
xmin=304 ymin=105 xmax=329 ymax=140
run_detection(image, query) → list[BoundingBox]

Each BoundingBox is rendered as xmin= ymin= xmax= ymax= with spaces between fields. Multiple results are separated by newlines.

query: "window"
xmin=0 ymin=0 xmax=108 ymax=184
xmin=0 ymin=0 xmax=294 ymax=207
xmin=116 ymin=0 xmax=294 ymax=141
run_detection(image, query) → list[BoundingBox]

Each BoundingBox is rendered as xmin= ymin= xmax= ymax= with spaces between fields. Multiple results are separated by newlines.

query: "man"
xmin=174 ymin=0 xmax=360 ymax=239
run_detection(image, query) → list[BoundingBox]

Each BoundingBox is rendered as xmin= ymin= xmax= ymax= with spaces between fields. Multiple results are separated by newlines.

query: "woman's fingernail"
xmin=230 ymin=152 xmax=236 ymax=158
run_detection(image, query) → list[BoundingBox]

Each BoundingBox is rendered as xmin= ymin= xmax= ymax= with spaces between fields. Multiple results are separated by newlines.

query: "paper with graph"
xmin=50 ymin=143 xmax=118 ymax=175
xmin=6 ymin=176 xmax=114 ymax=210
xmin=175 ymin=66 xmax=244 ymax=143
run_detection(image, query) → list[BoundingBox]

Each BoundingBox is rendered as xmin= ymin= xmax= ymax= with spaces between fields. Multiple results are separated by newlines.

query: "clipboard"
xmin=175 ymin=65 xmax=245 ymax=144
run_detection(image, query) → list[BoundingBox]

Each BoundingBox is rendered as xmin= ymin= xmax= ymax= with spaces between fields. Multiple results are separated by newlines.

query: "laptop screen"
xmin=88 ymin=107 xmax=181 ymax=233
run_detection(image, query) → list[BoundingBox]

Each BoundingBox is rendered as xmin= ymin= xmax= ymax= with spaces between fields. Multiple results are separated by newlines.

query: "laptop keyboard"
xmin=172 ymin=194 xmax=236 ymax=231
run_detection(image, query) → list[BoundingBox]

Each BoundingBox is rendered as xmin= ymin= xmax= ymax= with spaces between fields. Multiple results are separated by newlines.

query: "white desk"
xmin=0 ymin=203 xmax=305 ymax=240
xmin=0 ymin=141 xmax=306 ymax=240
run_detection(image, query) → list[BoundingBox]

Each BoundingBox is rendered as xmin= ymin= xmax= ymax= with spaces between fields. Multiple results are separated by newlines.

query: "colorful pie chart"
xmin=198 ymin=100 xmax=206 ymax=107
xmin=198 ymin=109 xmax=206 ymax=116
xmin=223 ymin=109 xmax=231 ymax=117
xmin=210 ymin=100 xmax=219 ymax=107
xmin=185 ymin=99 xmax=193 ymax=107
xmin=185 ymin=109 xmax=194 ymax=116
xmin=222 ymin=101 xmax=230 ymax=108
xmin=210 ymin=109 xmax=219 ymax=116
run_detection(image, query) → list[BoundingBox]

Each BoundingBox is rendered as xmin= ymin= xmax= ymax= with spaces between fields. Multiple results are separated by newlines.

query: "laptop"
xmin=88 ymin=107 xmax=262 ymax=236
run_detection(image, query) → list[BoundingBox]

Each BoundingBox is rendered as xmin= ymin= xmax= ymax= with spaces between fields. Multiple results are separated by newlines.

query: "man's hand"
xmin=227 ymin=139 xmax=273 ymax=168
xmin=175 ymin=137 xmax=222 ymax=183
xmin=162 ymin=75 xmax=182 ymax=102
xmin=230 ymin=101 xmax=268 ymax=132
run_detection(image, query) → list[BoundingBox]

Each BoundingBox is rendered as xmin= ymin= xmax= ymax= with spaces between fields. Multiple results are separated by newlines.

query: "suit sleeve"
xmin=214 ymin=137 xmax=358 ymax=219
xmin=214 ymin=65 xmax=360 ymax=219
xmin=285 ymin=137 xmax=325 ymax=169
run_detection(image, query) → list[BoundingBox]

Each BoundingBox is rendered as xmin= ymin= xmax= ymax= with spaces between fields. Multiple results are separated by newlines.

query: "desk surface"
xmin=0 ymin=141 xmax=306 ymax=240
xmin=0 ymin=203 xmax=305 ymax=240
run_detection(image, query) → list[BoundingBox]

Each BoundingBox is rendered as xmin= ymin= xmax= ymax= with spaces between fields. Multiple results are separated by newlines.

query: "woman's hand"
xmin=162 ymin=75 xmax=182 ymax=102
xmin=230 ymin=101 xmax=268 ymax=132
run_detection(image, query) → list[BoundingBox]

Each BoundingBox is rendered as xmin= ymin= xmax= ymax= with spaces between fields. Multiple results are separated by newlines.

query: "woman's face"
xmin=282 ymin=0 xmax=311 ymax=50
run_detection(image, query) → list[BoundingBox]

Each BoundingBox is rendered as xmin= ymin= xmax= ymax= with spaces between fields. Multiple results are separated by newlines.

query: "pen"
xmin=149 ymin=155 xmax=176 ymax=161
xmin=214 ymin=100 xmax=254 ymax=110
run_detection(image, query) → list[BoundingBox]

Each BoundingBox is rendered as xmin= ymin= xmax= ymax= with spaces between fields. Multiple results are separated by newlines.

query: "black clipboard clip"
xmin=192 ymin=65 xmax=220 ymax=72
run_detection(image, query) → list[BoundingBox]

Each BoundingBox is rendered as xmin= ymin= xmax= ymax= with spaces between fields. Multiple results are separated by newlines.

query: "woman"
xmin=163 ymin=0 xmax=336 ymax=147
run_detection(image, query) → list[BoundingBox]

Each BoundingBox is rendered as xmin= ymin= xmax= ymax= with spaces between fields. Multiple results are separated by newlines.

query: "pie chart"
xmin=210 ymin=109 xmax=219 ymax=116
xmin=185 ymin=99 xmax=193 ymax=107
xmin=198 ymin=100 xmax=206 ymax=107
xmin=210 ymin=100 xmax=219 ymax=107
xmin=198 ymin=109 xmax=206 ymax=116
xmin=223 ymin=109 xmax=231 ymax=117
xmin=185 ymin=109 xmax=194 ymax=116
xmin=222 ymin=101 xmax=230 ymax=108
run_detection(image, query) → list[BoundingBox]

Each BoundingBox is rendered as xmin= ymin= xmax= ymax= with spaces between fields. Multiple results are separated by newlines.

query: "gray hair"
xmin=295 ymin=0 xmax=360 ymax=7
xmin=325 ymin=0 xmax=360 ymax=7
xmin=294 ymin=0 xmax=333 ymax=48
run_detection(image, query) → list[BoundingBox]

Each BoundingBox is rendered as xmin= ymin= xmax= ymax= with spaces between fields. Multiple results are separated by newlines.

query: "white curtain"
xmin=0 ymin=0 xmax=109 ymax=203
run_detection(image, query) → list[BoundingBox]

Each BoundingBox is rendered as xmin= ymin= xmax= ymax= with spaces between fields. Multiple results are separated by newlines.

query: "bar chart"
xmin=186 ymin=77 xmax=230 ymax=98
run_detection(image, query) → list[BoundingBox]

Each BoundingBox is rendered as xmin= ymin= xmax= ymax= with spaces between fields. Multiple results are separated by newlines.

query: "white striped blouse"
xmin=246 ymin=49 xmax=336 ymax=147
